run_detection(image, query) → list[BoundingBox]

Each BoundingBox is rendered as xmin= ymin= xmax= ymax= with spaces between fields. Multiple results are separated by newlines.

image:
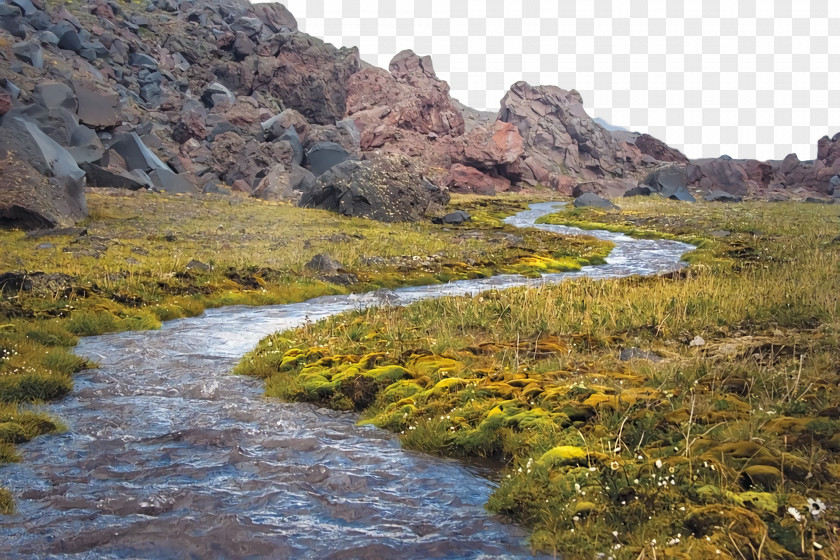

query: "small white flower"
xmin=813 ymin=542 xmax=823 ymax=550
xmin=807 ymin=498 xmax=827 ymax=517
xmin=655 ymin=459 xmax=663 ymax=469
xmin=787 ymin=506 xmax=803 ymax=522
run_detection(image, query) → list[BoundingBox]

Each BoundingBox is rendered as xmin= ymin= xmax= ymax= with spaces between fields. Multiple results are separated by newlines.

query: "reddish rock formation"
xmin=444 ymin=164 xmax=511 ymax=196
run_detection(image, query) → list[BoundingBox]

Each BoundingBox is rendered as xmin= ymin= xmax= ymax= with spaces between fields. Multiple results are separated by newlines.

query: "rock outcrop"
xmin=497 ymin=82 xmax=638 ymax=185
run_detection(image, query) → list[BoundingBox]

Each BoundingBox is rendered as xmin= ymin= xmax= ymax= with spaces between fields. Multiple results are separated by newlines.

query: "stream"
xmin=0 ymin=202 xmax=693 ymax=559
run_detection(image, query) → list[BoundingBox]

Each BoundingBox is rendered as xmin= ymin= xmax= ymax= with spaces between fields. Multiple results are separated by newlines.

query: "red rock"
xmin=498 ymin=82 xmax=637 ymax=183
xmin=444 ymin=164 xmax=510 ymax=195
xmin=453 ymin=121 xmax=524 ymax=169
xmin=631 ymin=133 xmax=689 ymax=164
xmin=231 ymin=179 xmax=252 ymax=194
xmin=346 ymin=50 xmax=464 ymax=149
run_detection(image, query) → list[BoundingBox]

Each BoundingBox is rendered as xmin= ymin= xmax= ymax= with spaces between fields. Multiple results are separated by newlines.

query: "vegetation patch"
xmin=239 ymin=199 xmax=840 ymax=558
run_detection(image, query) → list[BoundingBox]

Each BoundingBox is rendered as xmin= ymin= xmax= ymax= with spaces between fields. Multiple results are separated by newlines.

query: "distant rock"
xmin=299 ymin=153 xmax=449 ymax=222
xmin=432 ymin=210 xmax=471 ymax=225
xmin=306 ymin=141 xmax=352 ymax=176
xmin=704 ymin=190 xmax=742 ymax=203
xmin=572 ymin=179 xmax=636 ymax=199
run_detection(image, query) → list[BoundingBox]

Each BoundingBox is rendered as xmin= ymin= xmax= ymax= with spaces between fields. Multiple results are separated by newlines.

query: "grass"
xmin=237 ymin=198 xmax=840 ymax=559
xmin=0 ymin=189 xmax=610 ymax=511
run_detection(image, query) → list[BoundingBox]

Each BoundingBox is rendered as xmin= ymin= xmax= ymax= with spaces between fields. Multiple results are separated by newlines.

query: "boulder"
xmin=0 ymin=120 xmax=87 ymax=228
xmin=12 ymin=40 xmax=44 ymax=68
xmin=34 ymin=82 xmax=77 ymax=112
xmin=0 ymin=4 xmax=25 ymax=39
xmin=81 ymin=162 xmax=153 ymax=190
xmin=624 ymin=185 xmax=656 ymax=197
xmin=817 ymin=132 xmax=840 ymax=168
xmin=432 ymin=210 xmax=471 ymax=225
xmin=128 ymin=52 xmax=158 ymax=70
xmin=201 ymin=82 xmax=236 ymax=109
xmin=109 ymin=132 xmax=169 ymax=172
xmin=0 ymin=93 xmax=11 ymax=116
xmin=72 ymin=80 xmax=122 ymax=128
xmin=573 ymin=192 xmax=619 ymax=210
xmin=686 ymin=158 xmax=755 ymax=196
xmin=299 ymin=153 xmax=449 ymax=222
xmin=306 ymin=141 xmax=351 ymax=176
xmin=444 ymin=164 xmax=510 ymax=195
xmin=498 ymin=82 xmax=636 ymax=183
xmin=148 ymin=168 xmax=196 ymax=194
xmin=643 ymin=165 xmax=695 ymax=202
xmin=52 ymin=21 xmax=83 ymax=53
xmin=278 ymin=126 xmax=303 ymax=165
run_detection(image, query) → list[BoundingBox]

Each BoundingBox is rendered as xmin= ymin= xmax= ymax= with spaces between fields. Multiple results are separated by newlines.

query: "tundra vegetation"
xmin=237 ymin=198 xmax=840 ymax=559
xmin=0 ymin=190 xmax=609 ymax=513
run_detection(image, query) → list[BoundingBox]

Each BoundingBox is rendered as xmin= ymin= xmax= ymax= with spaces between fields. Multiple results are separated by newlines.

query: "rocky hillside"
xmin=1 ymin=0 xmax=837 ymax=229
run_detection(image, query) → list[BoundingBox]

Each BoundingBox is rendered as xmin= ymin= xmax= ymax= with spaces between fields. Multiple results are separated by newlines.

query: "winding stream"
xmin=0 ymin=202 xmax=693 ymax=559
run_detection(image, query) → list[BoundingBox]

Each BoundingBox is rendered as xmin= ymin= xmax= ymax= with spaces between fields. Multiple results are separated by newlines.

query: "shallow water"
xmin=0 ymin=202 xmax=693 ymax=559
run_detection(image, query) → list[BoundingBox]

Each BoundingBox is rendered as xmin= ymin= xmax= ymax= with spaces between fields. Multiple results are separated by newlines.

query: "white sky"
xmin=268 ymin=0 xmax=840 ymax=161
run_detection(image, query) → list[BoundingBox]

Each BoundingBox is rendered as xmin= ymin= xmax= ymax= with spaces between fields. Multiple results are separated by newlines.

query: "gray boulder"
xmin=0 ymin=119 xmax=87 ymax=228
xmin=34 ymin=82 xmax=77 ymax=112
xmin=299 ymin=153 xmax=449 ymax=222
xmin=73 ymin=80 xmax=122 ymax=128
xmin=148 ymin=168 xmax=197 ymax=194
xmin=13 ymin=40 xmax=44 ymax=68
xmin=306 ymin=141 xmax=350 ymax=176
xmin=573 ymin=192 xmax=619 ymax=210
xmin=643 ymin=165 xmax=696 ymax=202
xmin=201 ymin=82 xmax=235 ymax=108
xmin=109 ymin=132 xmax=168 ymax=172
xmin=279 ymin=126 xmax=303 ymax=165
xmin=433 ymin=210 xmax=471 ymax=225
xmin=128 ymin=52 xmax=158 ymax=70
xmin=51 ymin=21 xmax=82 ymax=53
xmin=0 ymin=4 xmax=25 ymax=39
xmin=81 ymin=163 xmax=153 ymax=190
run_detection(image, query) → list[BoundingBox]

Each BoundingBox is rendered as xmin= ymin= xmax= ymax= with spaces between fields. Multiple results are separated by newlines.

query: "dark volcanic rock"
xmin=13 ymin=40 xmax=44 ymax=68
xmin=149 ymin=168 xmax=196 ymax=193
xmin=81 ymin=163 xmax=152 ymax=190
xmin=306 ymin=141 xmax=351 ymax=176
xmin=299 ymin=153 xmax=449 ymax=222
xmin=268 ymin=34 xmax=360 ymax=125
xmin=72 ymin=80 xmax=122 ymax=128
xmin=573 ymin=192 xmax=619 ymax=210
xmin=433 ymin=210 xmax=471 ymax=225
xmin=643 ymin=165 xmax=695 ymax=202
xmin=0 ymin=4 xmax=25 ymax=39
xmin=572 ymin=179 xmax=636 ymax=199
xmin=110 ymin=132 xmax=169 ymax=172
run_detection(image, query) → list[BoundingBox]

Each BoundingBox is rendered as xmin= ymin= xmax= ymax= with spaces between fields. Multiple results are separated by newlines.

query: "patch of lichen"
xmin=239 ymin=199 xmax=840 ymax=558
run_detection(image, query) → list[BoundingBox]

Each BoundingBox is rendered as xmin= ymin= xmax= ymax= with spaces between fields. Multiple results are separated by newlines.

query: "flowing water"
xmin=0 ymin=202 xmax=693 ymax=559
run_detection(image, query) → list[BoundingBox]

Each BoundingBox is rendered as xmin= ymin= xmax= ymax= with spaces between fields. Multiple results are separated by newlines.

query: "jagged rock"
xmin=0 ymin=93 xmax=11 ymax=116
xmin=643 ymin=165 xmax=695 ymax=201
xmin=65 ymin=122 xmax=104 ymax=164
xmin=109 ymin=132 xmax=169 ymax=172
xmin=173 ymin=111 xmax=208 ymax=143
xmin=704 ymin=190 xmax=743 ymax=203
xmin=498 ymin=82 xmax=636 ymax=183
xmin=624 ymin=185 xmax=656 ymax=197
xmin=346 ymin=50 xmax=465 ymax=148
xmin=10 ymin=0 xmax=37 ymax=17
xmin=0 ymin=4 xmax=25 ymax=39
xmin=573 ymin=192 xmax=619 ymax=210
xmin=299 ymin=153 xmax=449 ymax=222
xmin=250 ymin=2 xmax=297 ymax=33
xmin=278 ymin=126 xmax=303 ymax=165
xmin=201 ymin=82 xmax=235 ymax=108
xmin=269 ymin=33 xmax=360 ymax=125
xmin=444 ymin=164 xmax=510 ymax=195
xmin=128 ymin=52 xmax=158 ymax=70
xmin=306 ymin=141 xmax=351 ymax=176
xmin=304 ymin=253 xmax=343 ymax=274
xmin=621 ymin=132 xmax=689 ymax=164
xmin=817 ymin=132 xmax=840 ymax=168
xmin=51 ymin=21 xmax=82 ymax=52
xmin=148 ymin=168 xmax=196 ymax=193
xmin=34 ymin=82 xmax=77 ymax=112
xmin=0 ymin=120 xmax=87 ymax=229
xmin=81 ymin=162 xmax=152 ymax=190
xmin=13 ymin=40 xmax=44 ymax=68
